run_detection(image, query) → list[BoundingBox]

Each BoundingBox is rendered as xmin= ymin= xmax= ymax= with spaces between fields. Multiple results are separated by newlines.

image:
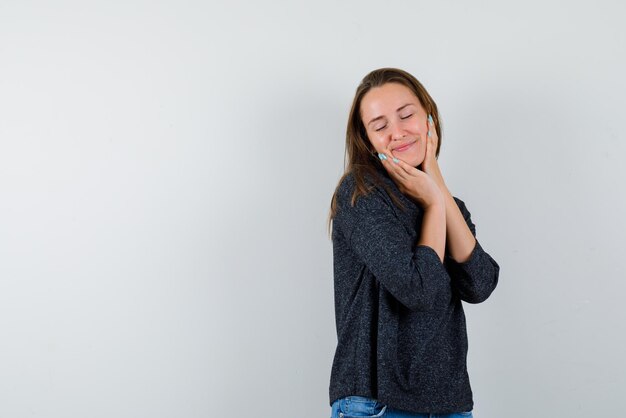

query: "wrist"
xmin=425 ymin=164 xmax=446 ymax=189
xmin=423 ymin=197 xmax=445 ymax=212
xmin=439 ymin=182 xmax=452 ymax=200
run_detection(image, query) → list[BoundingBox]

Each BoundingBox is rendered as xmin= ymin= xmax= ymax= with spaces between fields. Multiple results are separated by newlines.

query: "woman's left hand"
xmin=420 ymin=115 xmax=446 ymax=190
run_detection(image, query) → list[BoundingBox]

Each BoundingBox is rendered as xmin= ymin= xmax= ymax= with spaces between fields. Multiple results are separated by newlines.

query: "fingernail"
xmin=393 ymin=158 xmax=399 ymax=163
xmin=428 ymin=130 xmax=432 ymax=138
xmin=428 ymin=114 xmax=433 ymax=124
xmin=378 ymin=153 xmax=387 ymax=160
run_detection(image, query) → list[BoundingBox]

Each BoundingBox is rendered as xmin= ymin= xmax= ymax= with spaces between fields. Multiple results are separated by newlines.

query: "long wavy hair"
xmin=327 ymin=68 xmax=443 ymax=235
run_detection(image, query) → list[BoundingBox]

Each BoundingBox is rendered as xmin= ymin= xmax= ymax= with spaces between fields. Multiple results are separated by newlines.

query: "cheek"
xmin=415 ymin=121 xmax=428 ymax=135
xmin=367 ymin=134 xmax=387 ymax=153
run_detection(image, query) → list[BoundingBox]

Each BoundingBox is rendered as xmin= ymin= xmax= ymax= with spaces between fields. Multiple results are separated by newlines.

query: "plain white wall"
xmin=1 ymin=1 xmax=625 ymax=417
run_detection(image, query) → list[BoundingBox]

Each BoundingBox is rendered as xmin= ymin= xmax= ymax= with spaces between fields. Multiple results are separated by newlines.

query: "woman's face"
xmin=360 ymin=82 xmax=428 ymax=168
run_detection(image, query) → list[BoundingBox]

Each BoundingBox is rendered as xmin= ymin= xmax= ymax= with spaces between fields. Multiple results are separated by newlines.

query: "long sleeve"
xmin=330 ymin=174 xmax=484 ymax=413
xmin=336 ymin=186 xmax=452 ymax=312
xmin=444 ymin=197 xmax=500 ymax=304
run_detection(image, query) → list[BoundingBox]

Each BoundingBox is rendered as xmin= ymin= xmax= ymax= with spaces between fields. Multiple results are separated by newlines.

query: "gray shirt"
xmin=329 ymin=166 xmax=500 ymax=414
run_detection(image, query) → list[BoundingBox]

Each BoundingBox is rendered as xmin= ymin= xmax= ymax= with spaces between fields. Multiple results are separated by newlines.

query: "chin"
xmin=413 ymin=152 xmax=427 ymax=168
xmin=395 ymin=148 xmax=425 ymax=168
xmin=408 ymin=156 xmax=425 ymax=168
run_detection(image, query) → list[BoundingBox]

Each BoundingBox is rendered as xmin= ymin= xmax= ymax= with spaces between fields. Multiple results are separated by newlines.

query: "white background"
xmin=1 ymin=1 xmax=625 ymax=417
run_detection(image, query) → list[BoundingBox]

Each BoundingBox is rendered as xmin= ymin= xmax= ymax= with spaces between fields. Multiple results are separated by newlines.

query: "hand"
xmin=379 ymin=151 xmax=443 ymax=209
xmin=420 ymin=114 xmax=445 ymax=189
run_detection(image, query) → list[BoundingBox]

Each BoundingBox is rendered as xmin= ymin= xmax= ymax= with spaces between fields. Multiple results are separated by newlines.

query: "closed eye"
xmin=400 ymin=114 xmax=413 ymax=120
xmin=375 ymin=125 xmax=387 ymax=132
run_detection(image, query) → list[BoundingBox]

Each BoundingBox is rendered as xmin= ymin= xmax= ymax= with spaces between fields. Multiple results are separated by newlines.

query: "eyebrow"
xmin=366 ymin=103 xmax=415 ymax=127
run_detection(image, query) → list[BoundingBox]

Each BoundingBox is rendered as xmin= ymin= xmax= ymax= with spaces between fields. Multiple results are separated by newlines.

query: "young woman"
xmin=328 ymin=68 xmax=500 ymax=418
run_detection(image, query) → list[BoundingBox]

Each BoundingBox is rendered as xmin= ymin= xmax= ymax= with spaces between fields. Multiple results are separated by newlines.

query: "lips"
xmin=393 ymin=141 xmax=415 ymax=152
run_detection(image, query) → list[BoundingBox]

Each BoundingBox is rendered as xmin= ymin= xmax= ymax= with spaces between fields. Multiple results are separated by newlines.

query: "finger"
xmin=379 ymin=152 xmax=409 ymax=180
xmin=391 ymin=155 xmax=421 ymax=178
xmin=383 ymin=143 xmax=416 ymax=177
xmin=428 ymin=114 xmax=439 ymax=149
xmin=427 ymin=128 xmax=435 ymax=154
xmin=427 ymin=114 xmax=433 ymax=140
xmin=378 ymin=152 xmax=398 ymax=174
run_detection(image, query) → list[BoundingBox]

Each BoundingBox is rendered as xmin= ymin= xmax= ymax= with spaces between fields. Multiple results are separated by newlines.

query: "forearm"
xmin=439 ymin=184 xmax=476 ymax=263
xmin=417 ymin=203 xmax=446 ymax=262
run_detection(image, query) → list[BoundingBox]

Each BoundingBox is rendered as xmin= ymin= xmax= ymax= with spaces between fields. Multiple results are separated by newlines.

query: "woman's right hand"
xmin=379 ymin=153 xmax=444 ymax=209
xmin=379 ymin=150 xmax=447 ymax=261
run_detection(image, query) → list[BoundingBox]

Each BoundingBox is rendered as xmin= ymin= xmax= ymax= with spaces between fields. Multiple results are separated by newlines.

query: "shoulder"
xmin=334 ymin=171 xmax=357 ymax=204
xmin=332 ymin=169 xmax=401 ymax=239
xmin=335 ymin=169 xmax=395 ymax=213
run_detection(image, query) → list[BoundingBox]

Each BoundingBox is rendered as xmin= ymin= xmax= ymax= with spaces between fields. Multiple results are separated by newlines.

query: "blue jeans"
xmin=330 ymin=395 xmax=473 ymax=418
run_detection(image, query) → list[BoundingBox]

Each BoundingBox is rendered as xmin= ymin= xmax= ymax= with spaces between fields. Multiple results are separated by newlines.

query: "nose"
xmin=389 ymin=122 xmax=406 ymax=142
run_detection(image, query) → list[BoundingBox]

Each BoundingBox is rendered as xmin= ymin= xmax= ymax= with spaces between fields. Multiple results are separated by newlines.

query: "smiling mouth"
xmin=393 ymin=141 xmax=415 ymax=152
